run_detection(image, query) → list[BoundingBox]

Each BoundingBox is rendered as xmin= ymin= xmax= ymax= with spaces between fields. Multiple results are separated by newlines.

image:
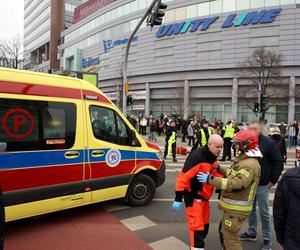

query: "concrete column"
xmin=145 ymin=82 xmax=150 ymax=117
xmin=231 ymin=78 xmax=238 ymax=121
xmin=288 ymin=76 xmax=296 ymax=123
xmin=116 ymin=85 xmax=121 ymax=109
xmin=184 ymin=80 xmax=190 ymax=120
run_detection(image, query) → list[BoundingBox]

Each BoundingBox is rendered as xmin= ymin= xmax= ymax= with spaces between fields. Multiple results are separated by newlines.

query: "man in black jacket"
xmin=240 ymin=121 xmax=283 ymax=250
xmin=273 ymin=166 xmax=300 ymax=250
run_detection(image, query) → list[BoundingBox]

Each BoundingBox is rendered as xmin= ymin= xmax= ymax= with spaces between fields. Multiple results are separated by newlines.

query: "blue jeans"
xmin=248 ymin=185 xmax=271 ymax=241
xmin=287 ymin=136 xmax=294 ymax=148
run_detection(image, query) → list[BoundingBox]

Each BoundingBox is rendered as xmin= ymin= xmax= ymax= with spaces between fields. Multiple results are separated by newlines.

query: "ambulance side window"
xmin=89 ymin=106 xmax=117 ymax=144
xmin=0 ymin=98 xmax=76 ymax=151
xmin=116 ymin=114 xmax=130 ymax=146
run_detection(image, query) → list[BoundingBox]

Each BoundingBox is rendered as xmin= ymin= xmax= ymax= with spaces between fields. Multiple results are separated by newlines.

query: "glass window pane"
xmin=116 ymin=115 xmax=130 ymax=146
xmin=164 ymin=9 xmax=175 ymax=23
xmin=116 ymin=6 xmax=124 ymax=17
xmin=280 ymin=0 xmax=295 ymax=4
xmin=265 ymin=0 xmax=280 ymax=6
xmin=131 ymin=1 xmax=138 ymax=12
xmin=124 ymin=3 xmax=131 ymax=15
xmin=198 ymin=2 xmax=209 ymax=16
xmin=297 ymin=0 xmax=300 ymax=3
xmin=175 ymin=7 xmax=186 ymax=20
xmin=250 ymin=0 xmax=265 ymax=8
xmin=237 ymin=0 xmax=250 ymax=10
xmin=223 ymin=0 xmax=236 ymax=12
xmin=210 ymin=0 xmax=222 ymax=15
xmin=90 ymin=106 xmax=117 ymax=144
xmin=111 ymin=9 xmax=117 ymax=20
xmin=138 ymin=0 xmax=147 ymax=10
xmin=187 ymin=4 xmax=198 ymax=18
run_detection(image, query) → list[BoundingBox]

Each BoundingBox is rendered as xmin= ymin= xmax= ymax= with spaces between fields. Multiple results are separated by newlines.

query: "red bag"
xmin=176 ymin=147 xmax=188 ymax=155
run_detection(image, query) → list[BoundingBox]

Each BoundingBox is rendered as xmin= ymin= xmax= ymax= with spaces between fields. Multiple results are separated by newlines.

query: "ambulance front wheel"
xmin=127 ymin=174 xmax=156 ymax=206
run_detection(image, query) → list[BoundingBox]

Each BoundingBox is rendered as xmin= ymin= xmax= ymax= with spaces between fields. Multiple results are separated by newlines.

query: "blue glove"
xmin=172 ymin=201 xmax=182 ymax=212
xmin=197 ymin=172 xmax=209 ymax=183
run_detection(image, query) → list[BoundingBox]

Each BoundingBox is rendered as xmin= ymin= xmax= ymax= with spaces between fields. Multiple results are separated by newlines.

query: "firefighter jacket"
xmin=174 ymin=145 xmax=222 ymax=207
xmin=208 ymin=154 xmax=261 ymax=214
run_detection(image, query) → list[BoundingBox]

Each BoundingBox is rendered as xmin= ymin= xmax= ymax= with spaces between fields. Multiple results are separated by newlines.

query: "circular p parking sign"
xmin=2 ymin=108 xmax=35 ymax=139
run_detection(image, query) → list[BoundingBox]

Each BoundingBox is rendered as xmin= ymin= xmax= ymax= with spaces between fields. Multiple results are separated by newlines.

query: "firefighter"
xmin=221 ymin=121 xmax=235 ymax=161
xmin=172 ymin=134 xmax=224 ymax=249
xmin=164 ymin=120 xmax=177 ymax=162
xmin=197 ymin=130 xmax=261 ymax=250
xmin=192 ymin=120 xmax=212 ymax=151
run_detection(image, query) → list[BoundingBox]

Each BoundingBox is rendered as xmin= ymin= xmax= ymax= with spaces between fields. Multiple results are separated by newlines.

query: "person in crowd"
xmin=172 ymin=135 xmax=224 ymax=250
xmin=286 ymin=122 xmax=296 ymax=148
xmin=148 ymin=116 xmax=157 ymax=142
xmin=298 ymin=121 xmax=300 ymax=145
xmin=139 ymin=115 xmax=148 ymax=135
xmin=273 ymin=166 xmax=300 ymax=250
xmin=197 ymin=130 xmax=261 ymax=250
xmin=240 ymin=121 xmax=283 ymax=250
xmin=187 ymin=121 xmax=195 ymax=147
xmin=279 ymin=122 xmax=286 ymax=138
xmin=294 ymin=121 xmax=299 ymax=147
xmin=157 ymin=118 xmax=164 ymax=136
xmin=164 ymin=120 xmax=177 ymax=162
xmin=232 ymin=121 xmax=240 ymax=157
xmin=220 ymin=121 xmax=235 ymax=161
xmin=163 ymin=115 xmax=169 ymax=131
xmin=181 ymin=118 xmax=188 ymax=143
xmin=260 ymin=118 xmax=270 ymax=137
xmin=270 ymin=127 xmax=287 ymax=164
xmin=192 ymin=120 xmax=212 ymax=151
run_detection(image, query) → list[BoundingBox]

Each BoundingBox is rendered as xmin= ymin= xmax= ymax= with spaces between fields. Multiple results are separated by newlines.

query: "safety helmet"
xmin=232 ymin=130 xmax=259 ymax=152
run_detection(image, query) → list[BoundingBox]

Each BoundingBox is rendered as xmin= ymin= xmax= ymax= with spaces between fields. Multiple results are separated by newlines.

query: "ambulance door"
xmin=84 ymin=101 xmax=138 ymax=202
xmin=0 ymin=97 xmax=86 ymax=220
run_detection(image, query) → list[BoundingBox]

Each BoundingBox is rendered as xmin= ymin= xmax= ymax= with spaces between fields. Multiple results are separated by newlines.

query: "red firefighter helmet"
xmin=232 ymin=130 xmax=259 ymax=152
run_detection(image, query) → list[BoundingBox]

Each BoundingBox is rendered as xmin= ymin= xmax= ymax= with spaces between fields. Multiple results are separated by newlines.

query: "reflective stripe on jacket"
xmin=208 ymin=154 xmax=261 ymax=213
xmin=223 ymin=125 xmax=235 ymax=139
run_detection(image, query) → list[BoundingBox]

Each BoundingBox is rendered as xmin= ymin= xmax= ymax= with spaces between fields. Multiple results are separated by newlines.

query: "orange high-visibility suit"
xmin=175 ymin=160 xmax=222 ymax=249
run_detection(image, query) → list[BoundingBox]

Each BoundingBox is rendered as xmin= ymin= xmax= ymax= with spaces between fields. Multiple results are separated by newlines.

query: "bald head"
xmin=208 ymin=134 xmax=224 ymax=157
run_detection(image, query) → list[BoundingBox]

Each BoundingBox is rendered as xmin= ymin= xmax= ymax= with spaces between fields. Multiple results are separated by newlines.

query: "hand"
xmin=197 ymin=172 xmax=209 ymax=183
xmin=172 ymin=201 xmax=182 ymax=212
xmin=267 ymin=182 xmax=275 ymax=189
xmin=213 ymin=165 xmax=221 ymax=172
xmin=280 ymin=243 xmax=284 ymax=250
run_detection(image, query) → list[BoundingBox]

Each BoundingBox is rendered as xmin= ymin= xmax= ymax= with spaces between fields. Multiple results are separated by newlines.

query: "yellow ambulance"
xmin=0 ymin=68 xmax=165 ymax=222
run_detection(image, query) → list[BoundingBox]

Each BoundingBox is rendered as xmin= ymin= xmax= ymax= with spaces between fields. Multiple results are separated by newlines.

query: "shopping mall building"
xmin=28 ymin=0 xmax=300 ymax=122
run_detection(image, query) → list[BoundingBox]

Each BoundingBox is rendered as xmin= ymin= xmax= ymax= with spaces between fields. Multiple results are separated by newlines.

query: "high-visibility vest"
xmin=223 ymin=125 xmax=235 ymax=139
xmin=167 ymin=132 xmax=176 ymax=156
xmin=200 ymin=128 xmax=212 ymax=146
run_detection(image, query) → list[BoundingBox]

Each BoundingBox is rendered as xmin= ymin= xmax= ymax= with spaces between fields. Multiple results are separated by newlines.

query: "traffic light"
xmin=126 ymin=95 xmax=133 ymax=106
xmin=254 ymin=102 xmax=259 ymax=113
xmin=149 ymin=0 xmax=168 ymax=27
xmin=260 ymin=95 xmax=268 ymax=112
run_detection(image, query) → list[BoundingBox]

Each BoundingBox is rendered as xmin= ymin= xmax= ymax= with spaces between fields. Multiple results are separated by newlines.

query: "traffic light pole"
xmin=122 ymin=0 xmax=160 ymax=115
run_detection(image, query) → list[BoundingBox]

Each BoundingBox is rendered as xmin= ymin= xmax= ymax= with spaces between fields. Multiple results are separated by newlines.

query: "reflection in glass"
xmin=210 ymin=0 xmax=222 ymax=15
xmin=198 ymin=2 xmax=209 ymax=16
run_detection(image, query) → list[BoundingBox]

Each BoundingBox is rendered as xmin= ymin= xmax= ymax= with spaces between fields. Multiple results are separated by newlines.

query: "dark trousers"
xmin=222 ymin=138 xmax=232 ymax=161
xmin=141 ymin=126 xmax=146 ymax=135
xmin=182 ymin=133 xmax=187 ymax=142
xmin=164 ymin=142 xmax=176 ymax=159
xmin=0 ymin=189 xmax=4 ymax=250
xmin=188 ymin=136 xmax=195 ymax=146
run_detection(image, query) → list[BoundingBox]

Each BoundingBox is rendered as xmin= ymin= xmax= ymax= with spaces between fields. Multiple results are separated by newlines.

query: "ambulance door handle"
xmin=64 ymin=151 xmax=80 ymax=159
xmin=91 ymin=150 xmax=105 ymax=157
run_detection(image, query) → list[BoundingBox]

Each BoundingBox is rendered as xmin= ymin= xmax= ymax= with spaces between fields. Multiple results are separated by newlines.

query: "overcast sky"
xmin=0 ymin=0 xmax=24 ymax=40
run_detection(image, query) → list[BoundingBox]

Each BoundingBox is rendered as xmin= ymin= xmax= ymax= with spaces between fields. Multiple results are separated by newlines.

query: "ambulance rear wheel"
xmin=127 ymin=174 xmax=156 ymax=206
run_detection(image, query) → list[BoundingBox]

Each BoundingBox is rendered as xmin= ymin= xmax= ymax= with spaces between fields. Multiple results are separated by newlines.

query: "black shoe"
xmin=220 ymin=159 xmax=226 ymax=162
xmin=239 ymin=232 xmax=257 ymax=241
xmin=173 ymin=158 xmax=177 ymax=163
xmin=262 ymin=240 xmax=271 ymax=250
